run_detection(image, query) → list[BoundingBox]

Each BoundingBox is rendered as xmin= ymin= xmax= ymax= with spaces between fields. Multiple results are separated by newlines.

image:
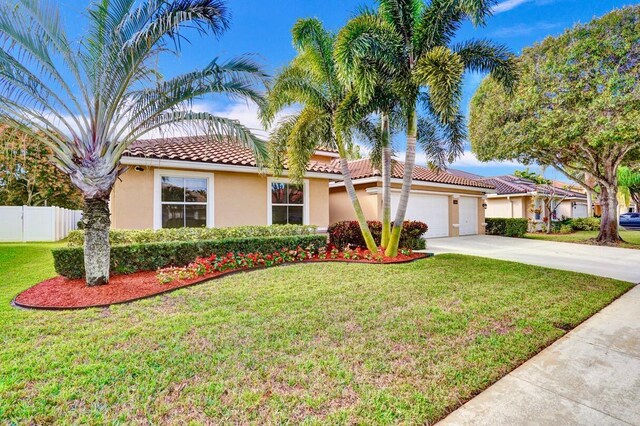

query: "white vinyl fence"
xmin=0 ymin=206 xmax=83 ymax=242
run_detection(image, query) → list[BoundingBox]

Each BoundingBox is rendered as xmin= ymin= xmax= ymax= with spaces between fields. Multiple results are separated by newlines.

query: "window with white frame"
xmin=160 ymin=176 xmax=208 ymax=228
xmin=269 ymin=181 xmax=305 ymax=224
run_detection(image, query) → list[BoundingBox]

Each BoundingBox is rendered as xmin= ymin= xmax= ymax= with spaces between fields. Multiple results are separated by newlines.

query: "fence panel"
xmin=0 ymin=206 xmax=82 ymax=242
xmin=0 ymin=207 xmax=24 ymax=242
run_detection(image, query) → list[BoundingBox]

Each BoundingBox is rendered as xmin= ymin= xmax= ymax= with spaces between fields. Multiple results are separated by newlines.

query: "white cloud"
xmin=395 ymin=150 xmax=524 ymax=169
xmin=145 ymin=101 xmax=298 ymax=139
xmin=451 ymin=150 xmax=524 ymax=168
xmin=493 ymin=0 xmax=531 ymax=14
xmin=491 ymin=21 xmax=563 ymax=38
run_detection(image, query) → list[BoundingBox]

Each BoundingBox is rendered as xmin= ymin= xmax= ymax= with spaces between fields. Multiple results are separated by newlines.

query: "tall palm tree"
xmin=0 ymin=0 xmax=268 ymax=285
xmin=335 ymin=0 xmax=518 ymax=256
xmin=262 ymin=18 xmax=381 ymax=252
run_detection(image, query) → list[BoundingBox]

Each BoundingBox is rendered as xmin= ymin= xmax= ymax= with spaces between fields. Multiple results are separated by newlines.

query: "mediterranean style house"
xmin=110 ymin=137 xmax=497 ymax=237
xmin=111 ymin=137 xmax=341 ymax=231
xmin=476 ymin=175 xmax=589 ymax=222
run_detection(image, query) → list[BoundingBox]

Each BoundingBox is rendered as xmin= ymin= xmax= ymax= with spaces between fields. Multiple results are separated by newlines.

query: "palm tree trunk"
xmin=380 ymin=113 xmax=392 ymax=249
xmin=386 ymin=107 xmax=417 ymax=257
xmin=83 ymin=197 xmax=111 ymax=285
xmin=338 ymin=157 xmax=378 ymax=252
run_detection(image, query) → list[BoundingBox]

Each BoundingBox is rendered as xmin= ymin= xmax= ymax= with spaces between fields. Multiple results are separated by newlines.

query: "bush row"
xmin=66 ymin=225 xmax=318 ymax=246
xmin=328 ymin=221 xmax=428 ymax=250
xmin=485 ymin=218 xmax=528 ymax=237
xmin=53 ymin=234 xmax=328 ymax=279
xmin=568 ymin=217 xmax=601 ymax=231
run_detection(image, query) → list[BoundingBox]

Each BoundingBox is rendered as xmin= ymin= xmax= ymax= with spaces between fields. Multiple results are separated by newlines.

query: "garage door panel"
xmin=391 ymin=193 xmax=449 ymax=238
xmin=459 ymin=197 xmax=478 ymax=236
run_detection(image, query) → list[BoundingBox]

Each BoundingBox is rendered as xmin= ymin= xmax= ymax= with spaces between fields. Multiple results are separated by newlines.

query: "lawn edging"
xmin=13 ymin=253 xmax=433 ymax=311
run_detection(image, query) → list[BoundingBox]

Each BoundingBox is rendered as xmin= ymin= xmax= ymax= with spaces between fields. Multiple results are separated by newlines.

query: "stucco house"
xmin=110 ymin=137 xmax=497 ymax=239
xmin=111 ymin=137 xmax=341 ymax=231
xmin=329 ymin=159 xmax=496 ymax=238
xmin=477 ymin=175 xmax=589 ymax=222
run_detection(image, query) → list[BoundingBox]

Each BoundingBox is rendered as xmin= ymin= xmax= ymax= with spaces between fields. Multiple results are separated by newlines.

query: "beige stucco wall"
xmin=110 ymin=167 xmax=155 ymax=229
xmin=485 ymin=196 xmax=528 ymax=219
xmin=329 ymin=184 xmax=380 ymax=223
xmin=309 ymin=178 xmax=330 ymax=227
xmin=111 ymin=166 xmax=331 ymax=229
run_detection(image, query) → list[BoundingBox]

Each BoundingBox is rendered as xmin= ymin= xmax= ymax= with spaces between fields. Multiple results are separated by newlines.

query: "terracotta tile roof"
xmin=123 ymin=136 xmax=341 ymax=175
xmin=479 ymin=175 xmax=587 ymax=198
xmin=344 ymin=158 xmax=495 ymax=189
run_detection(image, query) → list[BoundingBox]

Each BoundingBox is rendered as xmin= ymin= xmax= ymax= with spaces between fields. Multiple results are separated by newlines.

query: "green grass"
xmin=0 ymin=243 xmax=632 ymax=424
xmin=525 ymin=230 xmax=640 ymax=249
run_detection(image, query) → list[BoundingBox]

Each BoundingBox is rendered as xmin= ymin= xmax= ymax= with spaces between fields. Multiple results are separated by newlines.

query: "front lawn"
xmin=525 ymin=230 xmax=640 ymax=249
xmin=0 ymin=243 xmax=631 ymax=424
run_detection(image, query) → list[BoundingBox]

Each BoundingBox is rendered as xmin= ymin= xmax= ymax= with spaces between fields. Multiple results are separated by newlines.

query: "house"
xmin=477 ymin=175 xmax=589 ymax=222
xmin=329 ymin=159 xmax=496 ymax=238
xmin=110 ymin=137 xmax=497 ymax=238
xmin=110 ymin=137 xmax=342 ymax=231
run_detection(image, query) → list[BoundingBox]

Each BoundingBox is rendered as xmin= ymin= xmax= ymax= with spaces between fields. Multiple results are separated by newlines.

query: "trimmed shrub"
xmin=66 ymin=224 xmax=317 ymax=246
xmin=569 ymin=217 xmax=600 ymax=231
xmin=485 ymin=218 xmax=528 ymax=237
xmin=53 ymin=234 xmax=327 ymax=279
xmin=328 ymin=221 xmax=428 ymax=250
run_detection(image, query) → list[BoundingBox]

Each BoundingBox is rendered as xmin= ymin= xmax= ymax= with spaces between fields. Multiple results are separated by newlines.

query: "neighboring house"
xmin=111 ymin=137 xmax=341 ymax=231
xmin=329 ymin=159 xmax=496 ymax=238
xmin=477 ymin=175 xmax=589 ymax=222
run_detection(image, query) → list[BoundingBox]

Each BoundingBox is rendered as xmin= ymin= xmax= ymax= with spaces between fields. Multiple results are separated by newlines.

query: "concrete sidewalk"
xmin=425 ymin=235 xmax=640 ymax=283
xmin=438 ymin=274 xmax=640 ymax=425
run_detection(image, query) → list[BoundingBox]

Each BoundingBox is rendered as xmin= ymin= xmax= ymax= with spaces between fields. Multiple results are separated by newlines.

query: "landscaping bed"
xmin=14 ymin=251 xmax=430 ymax=310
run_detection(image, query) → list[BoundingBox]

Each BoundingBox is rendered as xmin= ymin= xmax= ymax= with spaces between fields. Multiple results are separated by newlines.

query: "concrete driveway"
xmin=426 ymin=235 xmax=640 ymax=283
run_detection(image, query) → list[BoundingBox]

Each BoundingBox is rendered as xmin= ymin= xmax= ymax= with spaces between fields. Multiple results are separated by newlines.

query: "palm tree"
xmin=0 ymin=0 xmax=268 ymax=285
xmin=335 ymin=0 xmax=518 ymax=256
xmin=262 ymin=18 xmax=381 ymax=252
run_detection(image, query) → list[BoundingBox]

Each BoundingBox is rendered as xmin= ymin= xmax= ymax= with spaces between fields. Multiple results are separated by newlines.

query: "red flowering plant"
xmin=155 ymin=244 xmax=417 ymax=284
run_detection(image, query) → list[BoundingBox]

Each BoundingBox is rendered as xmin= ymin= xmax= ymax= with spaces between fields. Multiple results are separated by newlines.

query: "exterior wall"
xmin=478 ymin=197 xmax=486 ymax=235
xmin=448 ymin=195 xmax=459 ymax=237
xmin=485 ymin=196 xmax=528 ymax=219
xmin=111 ymin=166 xmax=331 ymax=230
xmin=329 ymin=183 xmax=380 ymax=223
xmin=308 ymin=178 xmax=330 ymax=228
xmin=214 ymin=171 xmax=267 ymax=227
xmin=111 ymin=167 xmax=155 ymax=229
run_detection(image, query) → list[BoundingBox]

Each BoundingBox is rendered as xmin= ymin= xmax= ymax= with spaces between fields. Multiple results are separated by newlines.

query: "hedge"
xmin=569 ymin=217 xmax=600 ymax=231
xmin=53 ymin=234 xmax=328 ymax=279
xmin=485 ymin=218 xmax=528 ymax=237
xmin=66 ymin=225 xmax=318 ymax=247
xmin=328 ymin=221 xmax=428 ymax=250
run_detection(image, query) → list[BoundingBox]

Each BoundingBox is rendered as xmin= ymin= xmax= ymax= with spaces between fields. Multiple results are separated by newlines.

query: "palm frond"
xmin=453 ymin=39 xmax=518 ymax=93
xmin=413 ymin=46 xmax=464 ymax=123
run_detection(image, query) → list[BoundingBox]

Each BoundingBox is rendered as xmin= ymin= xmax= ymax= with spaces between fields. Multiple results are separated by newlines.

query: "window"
xmin=269 ymin=181 xmax=306 ymax=225
xmin=160 ymin=176 xmax=208 ymax=228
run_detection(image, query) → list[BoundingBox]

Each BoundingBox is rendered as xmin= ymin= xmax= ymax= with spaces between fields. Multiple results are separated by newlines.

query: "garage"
xmin=572 ymin=203 xmax=588 ymax=218
xmin=458 ymin=197 xmax=478 ymax=236
xmin=391 ymin=193 xmax=450 ymax=238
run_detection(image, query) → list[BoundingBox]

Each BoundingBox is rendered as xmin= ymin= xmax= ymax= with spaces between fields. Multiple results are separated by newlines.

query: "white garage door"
xmin=573 ymin=203 xmax=588 ymax=218
xmin=391 ymin=193 xmax=449 ymax=238
xmin=459 ymin=197 xmax=478 ymax=236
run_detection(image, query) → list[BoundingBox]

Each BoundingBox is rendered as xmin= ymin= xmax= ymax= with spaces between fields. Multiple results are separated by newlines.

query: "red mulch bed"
xmin=13 ymin=253 xmax=431 ymax=310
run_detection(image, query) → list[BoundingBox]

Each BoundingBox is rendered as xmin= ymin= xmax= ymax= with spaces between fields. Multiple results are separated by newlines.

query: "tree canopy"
xmin=469 ymin=6 xmax=640 ymax=243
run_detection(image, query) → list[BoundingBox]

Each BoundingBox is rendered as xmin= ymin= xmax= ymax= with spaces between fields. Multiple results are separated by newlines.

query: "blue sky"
xmin=59 ymin=0 xmax=636 ymax=180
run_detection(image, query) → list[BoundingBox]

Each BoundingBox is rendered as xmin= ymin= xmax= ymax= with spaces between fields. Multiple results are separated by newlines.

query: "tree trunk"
xmin=386 ymin=107 xmax=417 ymax=257
xmin=586 ymin=189 xmax=594 ymax=217
xmin=597 ymin=182 xmax=623 ymax=244
xmin=546 ymin=201 xmax=552 ymax=234
xmin=83 ymin=197 xmax=111 ymax=286
xmin=380 ymin=113 xmax=392 ymax=249
xmin=338 ymin=158 xmax=378 ymax=252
